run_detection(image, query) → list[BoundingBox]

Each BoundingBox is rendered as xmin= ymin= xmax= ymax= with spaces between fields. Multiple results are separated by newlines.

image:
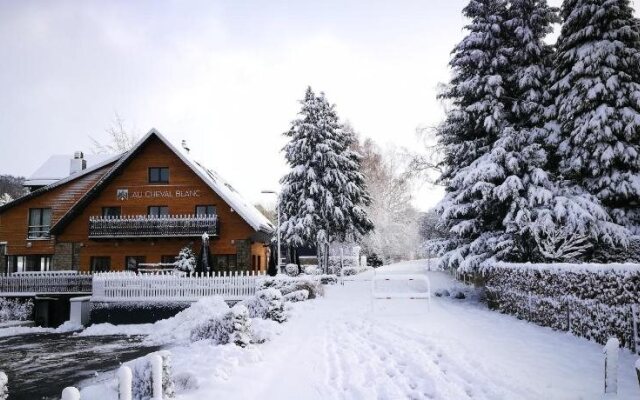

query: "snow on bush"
xmin=130 ymin=351 xmax=175 ymax=400
xmin=319 ymin=275 xmax=338 ymax=285
xmin=0 ymin=371 xmax=7 ymax=400
xmin=243 ymin=289 xmax=287 ymax=323
xmin=303 ymin=265 xmax=320 ymax=275
xmin=190 ymin=304 xmax=253 ymax=347
xmin=283 ymin=290 xmax=309 ymax=303
xmin=174 ymin=246 xmax=196 ymax=273
xmin=258 ymin=276 xmax=323 ymax=299
xmin=285 ymin=263 xmax=300 ymax=276
xmin=341 ymin=266 xmax=370 ymax=276
xmin=485 ymin=262 xmax=640 ymax=349
xmin=0 ymin=298 xmax=33 ymax=322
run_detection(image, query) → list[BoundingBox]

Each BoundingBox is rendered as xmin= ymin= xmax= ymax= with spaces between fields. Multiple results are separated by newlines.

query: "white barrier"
xmin=371 ymin=274 xmax=431 ymax=311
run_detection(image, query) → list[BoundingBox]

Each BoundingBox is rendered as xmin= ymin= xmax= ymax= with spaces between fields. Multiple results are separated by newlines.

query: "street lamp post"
xmin=261 ymin=190 xmax=281 ymax=272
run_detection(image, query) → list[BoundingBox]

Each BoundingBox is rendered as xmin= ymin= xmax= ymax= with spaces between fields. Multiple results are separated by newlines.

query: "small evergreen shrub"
xmin=285 ymin=264 xmax=300 ymax=276
xmin=283 ymin=290 xmax=309 ymax=303
xmin=0 ymin=298 xmax=33 ymax=322
xmin=243 ymin=289 xmax=287 ymax=323
xmin=190 ymin=305 xmax=253 ymax=347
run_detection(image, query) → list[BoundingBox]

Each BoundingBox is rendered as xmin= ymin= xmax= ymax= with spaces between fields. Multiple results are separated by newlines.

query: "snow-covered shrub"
xmin=0 ymin=371 xmax=7 ymax=400
xmin=0 ymin=298 xmax=33 ymax=322
xmin=303 ymin=265 xmax=320 ymax=275
xmin=190 ymin=305 xmax=253 ymax=347
xmin=243 ymin=289 xmax=287 ymax=323
xmin=485 ymin=262 xmax=640 ymax=350
xmin=341 ymin=266 xmax=370 ymax=276
xmin=174 ymin=246 xmax=195 ymax=273
xmin=285 ymin=263 xmax=300 ymax=277
xmin=283 ymin=289 xmax=309 ymax=303
xmin=173 ymin=372 xmax=198 ymax=392
xmin=258 ymin=276 xmax=323 ymax=299
xmin=131 ymin=351 xmax=175 ymax=400
xmin=319 ymin=275 xmax=338 ymax=285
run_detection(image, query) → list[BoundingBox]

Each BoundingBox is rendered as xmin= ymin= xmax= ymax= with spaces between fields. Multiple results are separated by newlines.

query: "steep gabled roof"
xmin=0 ymin=154 xmax=122 ymax=213
xmin=50 ymin=129 xmax=275 ymax=235
xmin=24 ymin=154 xmax=117 ymax=187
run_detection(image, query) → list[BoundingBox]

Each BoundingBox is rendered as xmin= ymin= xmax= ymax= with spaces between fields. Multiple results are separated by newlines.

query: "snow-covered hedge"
xmin=257 ymin=276 xmax=324 ymax=299
xmin=130 ymin=351 xmax=175 ymax=400
xmin=485 ymin=262 xmax=640 ymax=349
xmin=0 ymin=298 xmax=33 ymax=322
xmin=341 ymin=266 xmax=371 ymax=276
xmin=285 ymin=264 xmax=300 ymax=276
xmin=243 ymin=289 xmax=287 ymax=323
xmin=190 ymin=305 xmax=252 ymax=347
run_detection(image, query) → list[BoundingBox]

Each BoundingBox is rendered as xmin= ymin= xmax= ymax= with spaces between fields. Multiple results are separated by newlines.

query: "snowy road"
xmin=171 ymin=261 xmax=640 ymax=400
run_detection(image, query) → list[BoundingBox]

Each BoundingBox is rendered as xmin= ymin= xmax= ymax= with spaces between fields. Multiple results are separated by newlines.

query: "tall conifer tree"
xmin=279 ymin=87 xmax=373 ymax=269
xmin=550 ymin=0 xmax=640 ymax=234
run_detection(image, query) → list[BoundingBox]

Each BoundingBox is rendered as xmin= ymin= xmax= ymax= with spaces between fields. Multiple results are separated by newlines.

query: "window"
xmin=125 ymin=256 xmax=146 ymax=271
xmin=148 ymin=206 xmax=169 ymax=217
xmin=28 ymin=208 xmax=52 ymax=239
xmin=195 ymin=205 xmax=217 ymax=216
xmin=102 ymin=207 xmax=121 ymax=218
xmin=214 ymin=254 xmax=237 ymax=272
xmin=90 ymin=256 xmax=111 ymax=272
xmin=149 ymin=167 xmax=169 ymax=184
xmin=7 ymin=255 xmax=51 ymax=272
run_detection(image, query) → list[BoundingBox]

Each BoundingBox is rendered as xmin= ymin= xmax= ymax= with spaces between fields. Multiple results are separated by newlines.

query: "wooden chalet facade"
xmin=0 ymin=130 xmax=274 ymax=274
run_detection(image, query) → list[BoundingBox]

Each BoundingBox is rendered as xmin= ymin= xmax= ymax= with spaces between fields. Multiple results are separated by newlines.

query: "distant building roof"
xmin=24 ymin=154 xmax=117 ymax=187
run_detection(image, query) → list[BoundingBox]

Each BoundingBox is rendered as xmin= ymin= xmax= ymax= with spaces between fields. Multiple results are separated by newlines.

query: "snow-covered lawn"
xmin=79 ymin=260 xmax=640 ymax=399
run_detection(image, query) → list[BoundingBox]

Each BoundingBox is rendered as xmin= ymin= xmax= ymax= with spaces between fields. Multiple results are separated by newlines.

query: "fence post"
xmin=61 ymin=386 xmax=80 ymax=400
xmin=604 ymin=337 xmax=620 ymax=396
xmin=0 ymin=371 xmax=7 ymax=400
xmin=118 ymin=365 xmax=132 ymax=400
xmin=150 ymin=354 xmax=163 ymax=400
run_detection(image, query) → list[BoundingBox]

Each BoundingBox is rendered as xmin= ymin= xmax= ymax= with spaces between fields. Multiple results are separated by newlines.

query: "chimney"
xmin=69 ymin=151 xmax=87 ymax=175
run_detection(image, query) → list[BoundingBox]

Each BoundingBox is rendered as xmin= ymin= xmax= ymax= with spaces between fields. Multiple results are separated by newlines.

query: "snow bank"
xmin=0 ymin=320 xmax=82 ymax=338
xmin=81 ymin=297 xmax=230 ymax=345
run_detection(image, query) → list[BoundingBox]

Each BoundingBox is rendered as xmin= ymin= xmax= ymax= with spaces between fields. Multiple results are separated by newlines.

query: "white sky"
xmin=0 ymin=0 xmax=638 ymax=211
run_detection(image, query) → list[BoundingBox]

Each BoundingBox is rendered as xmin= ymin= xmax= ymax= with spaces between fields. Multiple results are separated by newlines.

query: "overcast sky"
xmin=1 ymin=0 xmax=638 ymax=211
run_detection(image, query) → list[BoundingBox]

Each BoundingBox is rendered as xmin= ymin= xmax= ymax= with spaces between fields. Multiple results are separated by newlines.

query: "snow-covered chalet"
xmin=0 ymin=129 xmax=275 ymax=273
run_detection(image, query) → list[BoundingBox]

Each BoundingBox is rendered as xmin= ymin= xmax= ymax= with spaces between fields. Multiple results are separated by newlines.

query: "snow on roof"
xmin=25 ymin=154 xmax=118 ymax=186
xmin=148 ymin=130 xmax=275 ymax=234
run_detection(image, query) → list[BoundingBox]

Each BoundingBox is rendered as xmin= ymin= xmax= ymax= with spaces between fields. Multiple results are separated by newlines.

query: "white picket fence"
xmin=92 ymin=271 xmax=264 ymax=302
xmin=0 ymin=272 xmax=93 ymax=295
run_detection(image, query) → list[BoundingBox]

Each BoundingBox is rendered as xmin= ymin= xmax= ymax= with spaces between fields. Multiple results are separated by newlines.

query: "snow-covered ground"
xmin=78 ymin=260 xmax=639 ymax=399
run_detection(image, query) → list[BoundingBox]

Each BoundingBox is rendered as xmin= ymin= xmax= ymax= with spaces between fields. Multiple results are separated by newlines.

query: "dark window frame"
xmin=148 ymin=206 xmax=169 ymax=217
xmin=90 ymin=256 xmax=111 ymax=272
xmin=195 ymin=205 xmax=217 ymax=216
xmin=125 ymin=256 xmax=146 ymax=271
xmin=102 ymin=206 xmax=122 ymax=218
xmin=27 ymin=208 xmax=52 ymax=239
xmin=148 ymin=167 xmax=169 ymax=184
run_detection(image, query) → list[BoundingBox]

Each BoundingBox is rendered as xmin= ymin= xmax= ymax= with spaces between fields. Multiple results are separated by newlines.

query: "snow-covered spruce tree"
xmin=279 ymin=87 xmax=373 ymax=271
xmin=549 ymin=0 xmax=640 ymax=234
xmin=174 ymin=246 xmax=196 ymax=273
xmin=433 ymin=0 xmax=512 ymax=270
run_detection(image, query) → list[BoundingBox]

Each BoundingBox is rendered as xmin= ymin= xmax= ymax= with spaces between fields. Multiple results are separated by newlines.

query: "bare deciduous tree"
xmin=90 ymin=113 xmax=139 ymax=154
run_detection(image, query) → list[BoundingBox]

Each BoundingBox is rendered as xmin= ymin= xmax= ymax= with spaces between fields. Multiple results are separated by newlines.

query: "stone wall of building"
xmin=52 ymin=242 xmax=80 ymax=270
xmin=235 ymin=239 xmax=251 ymax=269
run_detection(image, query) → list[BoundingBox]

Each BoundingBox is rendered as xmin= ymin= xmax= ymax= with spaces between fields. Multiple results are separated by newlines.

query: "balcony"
xmin=88 ymin=214 xmax=218 ymax=239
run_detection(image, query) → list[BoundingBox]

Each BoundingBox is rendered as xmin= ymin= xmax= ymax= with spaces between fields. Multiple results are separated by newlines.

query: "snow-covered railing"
xmin=91 ymin=271 xmax=264 ymax=302
xmin=88 ymin=214 xmax=218 ymax=238
xmin=0 ymin=272 xmax=93 ymax=295
xmin=484 ymin=262 xmax=640 ymax=352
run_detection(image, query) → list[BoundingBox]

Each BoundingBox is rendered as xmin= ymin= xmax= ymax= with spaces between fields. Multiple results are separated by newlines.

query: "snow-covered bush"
xmin=283 ymin=290 xmax=309 ymax=303
xmin=258 ymin=276 xmax=323 ymax=299
xmin=174 ymin=246 xmax=195 ymax=273
xmin=341 ymin=266 xmax=370 ymax=276
xmin=190 ymin=304 xmax=253 ymax=347
xmin=285 ymin=263 xmax=300 ymax=277
xmin=243 ymin=289 xmax=287 ymax=323
xmin=303 ymin=265 xmax=320 ymax=275
xmin=0 ymin=371 xmax=7 ymax=400
xmin=319 ymin=275 xmax=338 ymax=285
xmin=0 ymin=298 xmax=33 ymax=322
xmin=131 ymin=351 xmax=175 ymax=400
xmin=485 ymin=262 xmax=640 ymax=349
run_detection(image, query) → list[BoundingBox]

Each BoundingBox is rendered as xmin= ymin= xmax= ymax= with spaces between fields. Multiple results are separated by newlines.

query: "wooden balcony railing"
xmin=88 ymin=214 xmax=218 ymax=239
